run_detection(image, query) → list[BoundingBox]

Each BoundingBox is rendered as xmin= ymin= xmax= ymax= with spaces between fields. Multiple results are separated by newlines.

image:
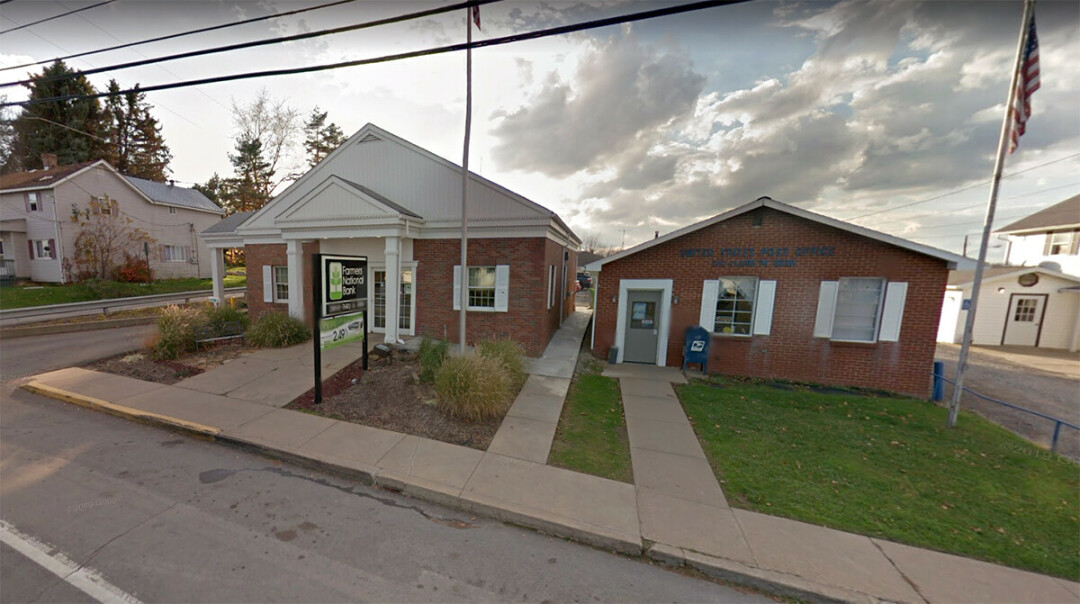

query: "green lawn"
xmin=678 ymin=379 xmax=1080 ymax=580
xmin=0 ymin=275 xmax=246 ymax=309
xmin=548 ymin=365 xmax=634 ymax=483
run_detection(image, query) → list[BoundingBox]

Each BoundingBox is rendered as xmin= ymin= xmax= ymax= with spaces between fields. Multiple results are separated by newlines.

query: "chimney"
xmin=41 ymin=153 xmax=58 ymax=170
xmin=169 ymin=180 xmax=175 ymax=187
xmin=654 ymin=230 xmax=659 ymax=239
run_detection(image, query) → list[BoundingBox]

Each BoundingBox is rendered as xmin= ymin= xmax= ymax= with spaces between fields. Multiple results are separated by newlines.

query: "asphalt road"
xmin=0 ymin=330 xmax=768 ymax=603
xmin=0 ymin=324 xmax=155 ymax=381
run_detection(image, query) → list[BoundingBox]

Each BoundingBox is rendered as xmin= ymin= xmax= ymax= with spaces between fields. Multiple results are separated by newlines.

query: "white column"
xmin=286 ymin=239 xmax=304 ymax=321
xmin=384 ymin=236 xmax=401 ymax=343
xmin=210 ymin=247 xmax=225 ymax=306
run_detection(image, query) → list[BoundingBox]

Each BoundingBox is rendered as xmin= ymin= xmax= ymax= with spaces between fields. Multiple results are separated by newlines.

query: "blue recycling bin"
xmin=682 ymin=325 xmax=711 ymax=374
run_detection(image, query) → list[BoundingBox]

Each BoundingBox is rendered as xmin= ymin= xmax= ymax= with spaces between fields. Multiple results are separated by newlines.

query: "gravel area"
xmin=935 ymin=343 xmax=1080 ymax=461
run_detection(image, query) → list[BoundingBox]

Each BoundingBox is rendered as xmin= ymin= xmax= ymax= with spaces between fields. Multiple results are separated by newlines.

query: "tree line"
xmin=1 ymin=60 xmax=348 ymax=216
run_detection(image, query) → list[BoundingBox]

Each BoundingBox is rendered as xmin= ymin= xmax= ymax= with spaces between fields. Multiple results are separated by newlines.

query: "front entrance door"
xmin=624 ymin=290 xmax=662 ymax=364
xmin=373 ymin=268 xmax=413 ymax=333
xmin=1003 ymin=294 xmax=1046 ymax=346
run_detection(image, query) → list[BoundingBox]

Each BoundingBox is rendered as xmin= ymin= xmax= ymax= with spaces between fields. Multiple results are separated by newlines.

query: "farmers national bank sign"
xmin=322 ymin=254 xmax=367 ymax=317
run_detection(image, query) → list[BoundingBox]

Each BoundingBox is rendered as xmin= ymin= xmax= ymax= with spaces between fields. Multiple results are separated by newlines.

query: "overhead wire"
xmin=1 ymin=0 xmax=505 ymax=88
xmin=846 ymin=153 xmax=1080 ymax=221
xmin=0 ymin=0 xmax=357 ymax=73
xmin=0 ymin=0 xmax=117 ymax=35
xmin=1 ymin=0 xmax=752 ymax=108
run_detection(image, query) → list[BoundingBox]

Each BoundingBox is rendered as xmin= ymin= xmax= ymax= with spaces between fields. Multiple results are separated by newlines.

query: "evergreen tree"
xmin=303 ymin=107 xmax=346 ymax=168
xmin=101 ymin=80 xmax=172 ymax=180
xmin=227 ymin=135 xmax=274 ymax=213
xmin=6 ymin=60 xmax=104 ymax=172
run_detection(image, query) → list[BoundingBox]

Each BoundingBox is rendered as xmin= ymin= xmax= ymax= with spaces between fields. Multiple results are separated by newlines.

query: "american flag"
xmin=1009 ymin=14 xmax=1040 ymax=154
xmin=471 ymin=5 xmax=481 ymax=30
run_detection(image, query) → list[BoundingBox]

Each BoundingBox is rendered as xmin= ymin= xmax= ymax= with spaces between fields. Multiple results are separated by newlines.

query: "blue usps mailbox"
xmin=682 ymin=325 xmax=711 ymax=375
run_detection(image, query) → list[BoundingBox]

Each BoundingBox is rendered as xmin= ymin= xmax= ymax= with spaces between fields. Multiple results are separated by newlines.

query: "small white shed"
xmin=938 ymin=266 xmax=1080 ymax=351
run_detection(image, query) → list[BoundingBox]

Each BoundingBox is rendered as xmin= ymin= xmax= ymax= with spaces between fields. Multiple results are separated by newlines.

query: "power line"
xmin=2 ymin=0 xmax=751 ymax=108
xmin=846 ymin=153 xmax=1080 ymax=221
xmin=1 ymin=0 xmax=504 ymax=89
xmin=0 ymin=0 xmax=117 ymax=35
xmin=862 ymin=181 xmax=1080 ymax=227
xmin=0 ymin=0 xmax=356 ymax=73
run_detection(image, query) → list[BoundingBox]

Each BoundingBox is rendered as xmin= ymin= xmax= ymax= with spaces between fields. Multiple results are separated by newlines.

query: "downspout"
xmin=559 ymin=242 xmax=565 ymax=327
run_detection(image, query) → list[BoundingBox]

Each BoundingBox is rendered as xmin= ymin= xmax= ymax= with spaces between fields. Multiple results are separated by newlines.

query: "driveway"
xmin=935 ymin=344 xmax=1080 ymax=461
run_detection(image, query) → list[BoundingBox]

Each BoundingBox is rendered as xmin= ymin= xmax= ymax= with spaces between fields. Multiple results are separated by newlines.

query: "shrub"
xmin=418 ymin=337 xmax=449 ymax=383
xmin=115 ymin=252 xmax=152 ymax=283
xmin=434 ymin=353 xmax=512 ymax=421
xmin=151 ymin=305 xmax=201 ymax=360
xmin=246 ymin=312 xmax=309 ymax=348
xmin=477 ymin=338 xmax=527 ymax=389
xmin=202 ymin=306 xmax=249 ymax=337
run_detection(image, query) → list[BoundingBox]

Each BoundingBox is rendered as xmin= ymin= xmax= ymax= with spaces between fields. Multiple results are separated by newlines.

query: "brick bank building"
xmin=201 ymin=124 xmax=579 ymax=355
xmin=586 ymin=198 xmax=968 ymax=398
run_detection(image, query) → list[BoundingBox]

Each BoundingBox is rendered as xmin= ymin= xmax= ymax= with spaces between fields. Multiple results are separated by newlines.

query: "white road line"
xmin=0 ymin=519 xmax=141 ymax=604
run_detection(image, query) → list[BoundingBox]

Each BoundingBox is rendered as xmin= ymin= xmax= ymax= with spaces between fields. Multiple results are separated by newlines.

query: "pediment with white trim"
xmin=274 ymin=176 xmax=423 ymax=228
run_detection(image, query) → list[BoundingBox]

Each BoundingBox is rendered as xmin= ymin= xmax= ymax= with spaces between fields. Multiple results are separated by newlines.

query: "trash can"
xmin=682 ymin=325 xmax=711 ymax=375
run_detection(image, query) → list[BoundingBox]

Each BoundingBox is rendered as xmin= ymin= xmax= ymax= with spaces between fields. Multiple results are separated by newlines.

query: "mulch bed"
xmin=287 ymin=350 xmax=505 ymax=451
xmin=85 ymin=341 xmax=252 ymax=385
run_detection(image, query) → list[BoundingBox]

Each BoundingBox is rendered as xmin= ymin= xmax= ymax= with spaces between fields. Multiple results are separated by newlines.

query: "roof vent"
xmin=358 ymin=133 xmax=381 ymax=144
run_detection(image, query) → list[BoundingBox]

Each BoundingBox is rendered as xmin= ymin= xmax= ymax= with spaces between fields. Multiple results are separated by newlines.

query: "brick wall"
xmin=413 ymin=237 xmax=567 ymax=356
xmin=592 ymin=208 xmax=948 ymax=398
xmin=246 ymin=241 xmax=320 ymax=325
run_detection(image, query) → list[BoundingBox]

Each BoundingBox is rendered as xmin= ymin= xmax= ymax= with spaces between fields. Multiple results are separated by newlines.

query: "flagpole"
xmin=948 ymin=0 xmax=1036 ymax=427
xmin=459 ymin=5 xmax=474 ymax=354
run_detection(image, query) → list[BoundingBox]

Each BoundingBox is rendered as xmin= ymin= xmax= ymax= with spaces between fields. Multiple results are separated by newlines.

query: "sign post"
xmin=312 ymin=253 xmax=368 ymax=404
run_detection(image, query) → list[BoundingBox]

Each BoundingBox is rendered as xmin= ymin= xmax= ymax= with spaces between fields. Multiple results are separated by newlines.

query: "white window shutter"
xmin=699 ymin=280 xmax=719 ymax=331
xmin=263 ymin=265 xmax=273 ymax=303
xmin=495 ymin=264 xmax=510 ymax=312
xmin=752 ymin=280 xmax=777 ymax=335
xmin=878 ymin=282 xmax=908 ymax=342
xmin=813 ymin=281 xmax=839 ymax=338
xmin=452 ymin=265 xmax=462 ymax=311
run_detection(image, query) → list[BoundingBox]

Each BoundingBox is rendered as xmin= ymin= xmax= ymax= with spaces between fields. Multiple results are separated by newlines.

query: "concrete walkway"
xmin=488 ymin=311 xmax=591 ymax=463
xmin=21 ymin=314 xmax=1080 ymax=603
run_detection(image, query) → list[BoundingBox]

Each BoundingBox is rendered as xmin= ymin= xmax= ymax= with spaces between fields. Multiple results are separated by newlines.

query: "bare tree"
xmin=231 ymin=89 xmax=301 ymax=195
xmin=580 ymin=232 xmax=616 ymax=255
xmin=66 ymin=195 xmax=154 ymax=281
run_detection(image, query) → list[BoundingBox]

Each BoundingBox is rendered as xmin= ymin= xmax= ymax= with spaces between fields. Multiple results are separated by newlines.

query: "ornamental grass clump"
xmin=476 ymin=338 xmax=527 ymax=389
xmin=418 ymin=336 xmax=449 ymax=383
xmin=151 ymin=305 xmax=201 ymax=360
xmin=434 ymin=353 xmax=512 ymax=421
xmin=246 ymin=311 xmax=309 ymax=348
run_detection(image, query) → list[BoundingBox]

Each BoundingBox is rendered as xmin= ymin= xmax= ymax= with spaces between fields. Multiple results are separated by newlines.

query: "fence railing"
xmin=932 ymin=369 xmax=1079 ymax=454
xmin=0 ymin=287 xmax=246 ymax=322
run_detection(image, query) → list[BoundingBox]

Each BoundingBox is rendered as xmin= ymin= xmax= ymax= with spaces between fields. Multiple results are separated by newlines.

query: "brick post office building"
xmin=201 ymin=124 xmax=579 ymax=356
xmin=586 ymin=197 xmax=969 ymax=397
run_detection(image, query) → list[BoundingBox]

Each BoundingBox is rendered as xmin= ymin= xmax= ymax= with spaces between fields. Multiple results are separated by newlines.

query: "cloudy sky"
xmin=2 ymin=0 xmax=1078 ymax=259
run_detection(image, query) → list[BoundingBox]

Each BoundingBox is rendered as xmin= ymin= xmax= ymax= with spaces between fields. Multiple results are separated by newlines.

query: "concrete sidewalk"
xmin=21 ymin=316 xmax=1080 ymax=603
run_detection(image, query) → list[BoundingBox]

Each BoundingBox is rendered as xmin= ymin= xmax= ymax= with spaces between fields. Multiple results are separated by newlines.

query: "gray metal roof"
xmin=203 ymin=211 xmax=255 ymax=235
xmin=124 ymin=176 xmax=223 ymax=214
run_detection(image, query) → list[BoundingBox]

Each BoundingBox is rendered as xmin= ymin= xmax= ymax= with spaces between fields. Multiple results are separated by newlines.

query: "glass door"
xmin=372 ymin=269 xmax=413 ymax=333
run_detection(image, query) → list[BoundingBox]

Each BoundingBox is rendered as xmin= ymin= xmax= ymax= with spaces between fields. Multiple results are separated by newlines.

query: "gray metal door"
xmin=624 ymin=290 xmax=662 ymax=364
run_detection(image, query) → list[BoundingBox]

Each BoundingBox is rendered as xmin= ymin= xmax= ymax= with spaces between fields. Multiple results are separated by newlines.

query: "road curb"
xmin=1 ymin=317 xmax=157 ymax=339
xmin=22 ymin=382 xmax=221 ymax=437
xmin=20 ymin=381 xmax=906 ymax=603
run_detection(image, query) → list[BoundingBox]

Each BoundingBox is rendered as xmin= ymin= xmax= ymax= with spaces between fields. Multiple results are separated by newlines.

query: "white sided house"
xmin=0 ymin=158 xmax=223 ymax=283
xmin=998 ymin=194 xmax=1080 ymax=276
xmin=200 ymin=124 xmax=580 ymax=356
xmin=938 ymin=266 xmax=1080 ymax=351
